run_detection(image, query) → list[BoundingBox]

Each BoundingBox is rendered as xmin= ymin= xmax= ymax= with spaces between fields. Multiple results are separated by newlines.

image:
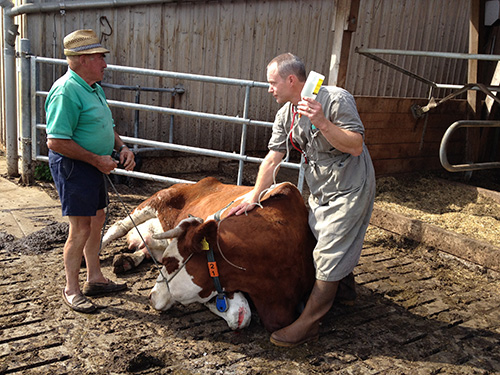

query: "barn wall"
xmin=346 ymin=0 xmax=470 ymax=98
xmin=0 ymin=7 xmax=5 ymax=149
xmin=0 ymin=0 xmax=480 ymax=177
xmin=24 ymin=0 xmax=338 ymax=153
xmin=18 ymin=0 xmax=472 ymax=152
xmin=358 ymin=97 xmax=468 ymax=175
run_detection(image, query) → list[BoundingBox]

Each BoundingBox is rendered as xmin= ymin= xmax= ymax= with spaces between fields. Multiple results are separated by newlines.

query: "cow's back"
xmin=136 ymin=177 xmax=253 ymax=230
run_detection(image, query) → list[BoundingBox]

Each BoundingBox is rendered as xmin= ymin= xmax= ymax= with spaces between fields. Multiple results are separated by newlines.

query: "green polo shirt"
xmin=45 ymin=68 xmax=115 ymax=156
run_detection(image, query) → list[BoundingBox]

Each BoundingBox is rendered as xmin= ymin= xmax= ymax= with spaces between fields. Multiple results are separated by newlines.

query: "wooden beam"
xmin=329 ymin=0 xmax=360 ymax=87
xmin=468 ymin=0 xmax=480 ymax=116
xmin=466 ymin=0 xmax=483 ymax=169
xmin=337 ymin=0 xmax=360 ymax=88
xmin=370 ymin=207 xmax=500 ymax=272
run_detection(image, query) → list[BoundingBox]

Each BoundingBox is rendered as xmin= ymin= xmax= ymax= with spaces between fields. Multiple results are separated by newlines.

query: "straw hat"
xmin=63 ymin=29 xmax=110 ymax=56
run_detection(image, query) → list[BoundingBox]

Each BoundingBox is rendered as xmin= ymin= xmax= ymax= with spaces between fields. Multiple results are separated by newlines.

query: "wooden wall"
xmin=357 ymin=97 xmax=468 ymax=175
xmin=346 ymin=0 xmax=469 ymax=98
xmin=0 ymin=1 xmax=482 ymax=177
xmin=26 ymin=0 xmax=338 ymax=153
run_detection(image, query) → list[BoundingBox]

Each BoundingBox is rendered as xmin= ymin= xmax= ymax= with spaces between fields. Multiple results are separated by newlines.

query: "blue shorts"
xmin=49 ymin=150 xmax=108 ymax=216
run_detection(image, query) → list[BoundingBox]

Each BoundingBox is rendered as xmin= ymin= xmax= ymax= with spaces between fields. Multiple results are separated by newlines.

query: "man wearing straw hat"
xmin=46 ymin=29 xmax=135 ymax=313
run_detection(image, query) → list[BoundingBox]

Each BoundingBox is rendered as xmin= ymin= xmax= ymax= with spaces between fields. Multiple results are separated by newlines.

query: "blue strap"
xmin=206 ymin=245 xmax=228 ymax=313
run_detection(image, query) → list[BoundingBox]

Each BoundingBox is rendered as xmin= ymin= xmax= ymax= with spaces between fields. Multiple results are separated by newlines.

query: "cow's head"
xmin=149 ymin=216 xmax=211 ymax=311
xmin=148 ymin=215 xmax=252 ymax=330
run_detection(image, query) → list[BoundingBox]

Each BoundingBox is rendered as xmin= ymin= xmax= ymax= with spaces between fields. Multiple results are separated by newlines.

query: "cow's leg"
xmin=112 ymin=243 xmax=165 ymax=274
xmin=335 ymin=272 xmax=356 ymax=305
xmin=102 ymin=207 xmax=157 ymax=248
xmin=270 ymin=280 xmax=339 ymax=347
xmin=112 ymin=250 xmax=146 ymax=274
xmin=250 ymin=297 xmax=297 ymax=333
xmin=204 ymin=292 xmax=251 ymax=330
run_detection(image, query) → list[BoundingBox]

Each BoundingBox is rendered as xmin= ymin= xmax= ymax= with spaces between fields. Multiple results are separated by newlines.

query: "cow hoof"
xmin=112 ymin=254 xmax=134 ymax=274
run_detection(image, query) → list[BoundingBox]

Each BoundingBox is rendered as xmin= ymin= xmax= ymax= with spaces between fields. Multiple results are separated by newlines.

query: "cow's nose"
xmin=149 ymin=282 xmax=172 ymax=311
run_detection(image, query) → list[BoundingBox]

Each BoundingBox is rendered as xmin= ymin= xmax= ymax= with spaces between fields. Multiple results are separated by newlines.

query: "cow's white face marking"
xmin=149 ymin=238 xmax=212 ymax=311
xmin=205 ymin=292 xmax=251 ymax=330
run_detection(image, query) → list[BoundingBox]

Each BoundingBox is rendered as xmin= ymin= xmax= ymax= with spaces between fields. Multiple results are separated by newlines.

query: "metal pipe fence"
xmin=439 ymin=120 xmax=500 ymax=172
xmin=29 ymin=56 xmax=305 ymax=190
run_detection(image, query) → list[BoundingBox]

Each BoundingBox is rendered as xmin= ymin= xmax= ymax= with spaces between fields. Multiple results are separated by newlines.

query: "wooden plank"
xmin=370 ymin=207 xmax=500 ymax=272
xmin=361 ymin=114 xmax=466 ymax=131
xmin=372 ymin=156 xmax=443 ymax=175
xmin=356 ymin=97 xmax=467 ymax=115
xmin=367 ymin=141 xmax=463 ymax=160
xmin=364 ymin=127 xmax=455 ymax=144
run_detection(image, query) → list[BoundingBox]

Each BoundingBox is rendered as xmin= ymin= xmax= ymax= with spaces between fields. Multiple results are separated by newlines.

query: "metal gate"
xmin=26 ymin=54 xmax=305 ymax=189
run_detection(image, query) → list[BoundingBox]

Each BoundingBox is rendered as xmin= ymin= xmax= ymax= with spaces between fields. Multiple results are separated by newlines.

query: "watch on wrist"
xmin=119 ymin=144 xmax=127 ymax=152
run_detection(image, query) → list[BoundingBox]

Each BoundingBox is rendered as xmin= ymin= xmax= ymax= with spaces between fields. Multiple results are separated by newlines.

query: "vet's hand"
xmin=120 ymin=147 xmax=136 ymax=171
xmin=227 ymin=200 xmax=258 ymax=217
xmin=297 ymin=97 xmax=325 ymax=127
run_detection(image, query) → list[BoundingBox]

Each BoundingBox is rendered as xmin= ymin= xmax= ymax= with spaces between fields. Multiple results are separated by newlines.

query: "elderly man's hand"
xmin=120 ymin=147 xmax=136 ymax=171
xmin=95 ymin=155 xmax=119 ymax=174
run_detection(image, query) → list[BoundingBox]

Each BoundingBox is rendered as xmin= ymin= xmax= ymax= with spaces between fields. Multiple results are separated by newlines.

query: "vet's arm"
xmin=298 ymin=97 xmax=363 ymax=156
xmin=228 ymin=150 xmax=284 ymax=216
xmin=47 ymin=138 xmax=117 ymax=174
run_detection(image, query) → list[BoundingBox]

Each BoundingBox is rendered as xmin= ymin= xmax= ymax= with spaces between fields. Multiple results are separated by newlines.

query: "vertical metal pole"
xmin=20 ymin=38 xmax=33 ymax=184
xmin=169 ymin=93 xmax=175 ymax=144
xmin=297 ymin=156 xmax=305 ymax=193
xmin=134 ymin=88 xmax=140 ymax=152
xmin=237 ymin=86 xmax=250 ymax=185
xmin=30 ymin=56 xmax=38 ymax=161
xmin=4 ymin=14 xmax=18 ymax=176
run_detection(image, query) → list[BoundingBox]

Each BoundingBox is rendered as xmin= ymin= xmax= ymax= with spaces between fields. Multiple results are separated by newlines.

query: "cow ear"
xmin=192 ymin=220 xmax=218 ymax=254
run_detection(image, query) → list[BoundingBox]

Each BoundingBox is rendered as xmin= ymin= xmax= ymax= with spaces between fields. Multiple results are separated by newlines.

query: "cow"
xmin=102 ymin=177 xmax=316 ymax=332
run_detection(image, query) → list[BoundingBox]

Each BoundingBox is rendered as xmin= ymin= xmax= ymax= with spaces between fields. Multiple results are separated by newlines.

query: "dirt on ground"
xmin=1 ymin=170 xmax=500 ymax=374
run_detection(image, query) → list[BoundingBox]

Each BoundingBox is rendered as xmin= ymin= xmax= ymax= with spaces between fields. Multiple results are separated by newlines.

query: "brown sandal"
xmin=82 ymin=278 xmax=127 ymax=296
xmin=62 ymin=289 xmax=96 ymax=313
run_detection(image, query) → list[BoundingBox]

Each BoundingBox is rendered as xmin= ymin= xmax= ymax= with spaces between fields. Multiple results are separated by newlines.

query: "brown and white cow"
xmin=102 ymin=177 xmax=316 ymax=332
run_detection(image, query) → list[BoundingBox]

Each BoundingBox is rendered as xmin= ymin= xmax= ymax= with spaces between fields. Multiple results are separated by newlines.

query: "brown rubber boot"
xmin=335 ymin=272 xmax=357 ymax=306
xmin=270 ymin=280 xmax=339 ymax=348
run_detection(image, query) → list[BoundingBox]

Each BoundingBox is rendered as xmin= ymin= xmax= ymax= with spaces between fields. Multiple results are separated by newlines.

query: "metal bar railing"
xmin=36 ymin=90 xmax=273 ymax=128
xmin=439 ymin=120 xmax=500 ymax=172
xmin=35 ymin=125 xmax=300 ymax=183
xmin=355 ymin=48 xmax=500 ymax=62
xmin=32 ymin=56 xmax=305 ymax=188
xmin=356 ymin=47 xmax=500 ymax=92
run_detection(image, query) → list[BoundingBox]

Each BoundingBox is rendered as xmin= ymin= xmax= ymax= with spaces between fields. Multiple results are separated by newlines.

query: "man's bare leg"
xmin=63 ymin=216 xmax=92 ymax=302
xmin=270 ymin=279 xmax=339 ymax=347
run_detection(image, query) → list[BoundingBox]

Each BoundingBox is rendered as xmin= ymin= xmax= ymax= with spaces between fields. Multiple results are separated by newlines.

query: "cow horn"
xmin=152 ymin=216 xmax=204 ymax=240
xmin=152 ymin=226 xmax=184 ymax=240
